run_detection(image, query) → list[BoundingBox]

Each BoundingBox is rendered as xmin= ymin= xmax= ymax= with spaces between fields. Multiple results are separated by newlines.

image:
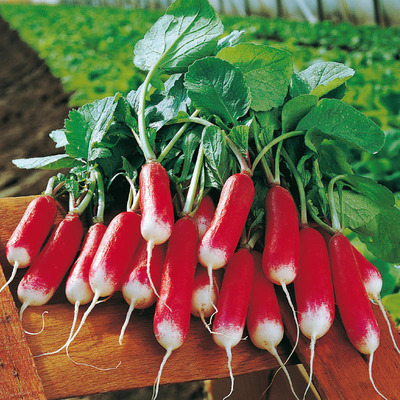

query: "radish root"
xmin=368 ymin=352 xmax=388 ymax=400
xmin=376 ymin=299 xmax=400 ymax=355
xmin=20 ymin=303 xmax=48 ymax=335
xmin=119 ymin=301 xmax=135 ymax=345
xmin=223 ymin=346 xmax=234 ymax=400
xmin=152 ymin=348 xmax=172 ymax=400
xmin=0 ymin=262 xmax=19 ymax=293
xmin=303 ymin=336 xmax=316 ymax=400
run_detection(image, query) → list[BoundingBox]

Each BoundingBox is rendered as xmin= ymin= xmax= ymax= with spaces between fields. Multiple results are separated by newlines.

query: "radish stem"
xmin=327 ymin=174 xmax=346 ymax=232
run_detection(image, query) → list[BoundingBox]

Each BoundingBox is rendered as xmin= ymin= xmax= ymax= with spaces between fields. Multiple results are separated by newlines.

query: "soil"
xmin=0 ymin=15 xmax=70 ymax=198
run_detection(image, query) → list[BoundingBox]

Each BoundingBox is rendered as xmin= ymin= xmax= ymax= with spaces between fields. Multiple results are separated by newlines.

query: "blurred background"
xmin=0 ymin=0 xmax=399 ymax=398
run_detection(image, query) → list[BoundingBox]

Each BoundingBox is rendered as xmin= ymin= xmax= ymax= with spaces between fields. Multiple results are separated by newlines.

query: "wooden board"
xmin=1 ymin=196 xmax=400 ymax=400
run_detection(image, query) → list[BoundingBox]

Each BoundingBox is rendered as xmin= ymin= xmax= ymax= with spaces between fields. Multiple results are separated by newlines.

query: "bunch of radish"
xmin=3 ymin=0 xmax=400 ymax=399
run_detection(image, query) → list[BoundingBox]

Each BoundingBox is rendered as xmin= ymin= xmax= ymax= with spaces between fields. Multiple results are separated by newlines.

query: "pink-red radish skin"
xmin=3 ymin=195 xmax=58 ymax=294
xmin=17 ymin=213 xmax=83 ymax=313
xmin=295 ymin=227 xmax=335 ymax=399
xmin=212 ymin=249 xmax=254 ymax=400
xmin=352 ymin=245 xmax=400 ymax=355
xmin=193 ymin=194 xmax=215 ymax=240
xmin=152 ymin=217 xmax=198 ymax=399
xmin=198 ymin=172 xmax=255 ymax=271
xmin=89 ymin=211 xmax=142 ymax=297
xmin=329 ymin=233 xmax=387 ymax=399
xmin=66 ymin=222 xmax=107 ymax=305
xmin=139 ymin=161 xmax=174 ymax=246
xmin=247 ymin=251 xmax=298 ymax=399
xmin=119 ymin=239 xmax=167 ymax=344
xmin=262 ymin=185 xmax=300 ymax=285
xmin=65 ymin=211 xmax=142 ymax=353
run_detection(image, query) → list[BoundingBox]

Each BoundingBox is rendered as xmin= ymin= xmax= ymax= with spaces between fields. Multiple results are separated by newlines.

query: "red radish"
xmin=212 ymin=248 xmax=254 ymax=400
xmin=247 ymin=251 xmax=299 ymax=400
xmin=192 ymin=194 xmax=215 ymax=240
xmin=36 ymin=222 xmax=107 ymax=358
xmin=329 ymin=232 xmax=387 ymax=399
xmin=152 ymin=217 xmax=198 ymax=399
xmin=262 ymin=184 xmax=301 ymax=364
xmin=295 ymin=227 xmax=335 ymax=399
xmin=191 ymin=266 xmax=223 ymax=330
xmin=119 ymin=239 xmax=167 ymax=344
xmin=139 ymin=161 xmax=174 ymax=299
xmin=17 ymin=212 xmax=83 ymax=322
xmin=197 ymin=172 xmax=254 ymax=314
xmin=65 ymin=210 xmax=142 ymax=351
xmin=352 ymin=245 xmax=400 ymax=355
xmin=262 ymin=185 xmax=300 ymax=286
xmin=2 ymin=195 xmax=57 ymax=293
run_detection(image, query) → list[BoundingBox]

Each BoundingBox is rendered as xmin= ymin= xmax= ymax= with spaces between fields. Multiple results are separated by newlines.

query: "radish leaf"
xmin=297 ymin=61 xmax=355 ymax=98
xmin=185 ymin=57 xmax=250 ymax=125
xmin=13 ymin=154 xmax=83 ymax=170
xmin=281 ymin=94 xmax=318 ymax=133
xmin=298 ymin=98 xmax=385 ymax=153
xmin=133 ymin=0 xmax=223 ymax=75
xmin=217 ymin=43 xmax=293 ymax=112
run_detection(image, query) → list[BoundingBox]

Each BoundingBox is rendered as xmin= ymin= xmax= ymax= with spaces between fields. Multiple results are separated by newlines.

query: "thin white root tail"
xmin=147 ymin=240 xmax=171 ymax=312
xmin=20 ymin=302 xmax=48 ymax=335
xmin=0 ymin=262 xmax=19 ymax=293
xmin=377 ymin=299 xmax=400 ymax=355
xmin=35 ymin=301 xmax=80 ymax=358
xmin=303 ymin=337 xmax=316 ymax=400
xmin=368 ymin=352 xmax=388 ymax=400
xmin=281 ymin=282 xmax=300 ymax=365
xmin=223 ymin=346 xmax=234 ymax=400
xmin=152 ymin=348 xmax=172 ymax=400
xmin=267 ymin=346 xmax=300 ymax=400
xmin=119 ymin=301 xmax=135 ymax=345
xmin=207 ymin=265 xmax=218 ymax=327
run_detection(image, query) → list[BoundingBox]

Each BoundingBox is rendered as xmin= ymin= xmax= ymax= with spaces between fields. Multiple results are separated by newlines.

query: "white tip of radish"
xmin=198 ymin=246 xmax=228 ymax=270
xmin=88 ymin=266 xmax=115 ymax=298
xmin=7 ymin=248 xmax=30 ymax=268
xmin=18 ymin=284 xmax=53 ymax=307
xmin=269 ymin=265 xmax=297 ymax=286
xmin=355 ymin=322 xmax=380 ymax=355
xmin=250 ymin=320 xmax=284 ymax=350
xmin=122 ymin=281 xmax=155 ymax=310
xmin=66 ymin=278 xmax=94 ymax=305
xmin=213 ymin=326 xmax=243 ymax=350
xmin=141 ymin=219 xmax=171 ymax=245
xmin=0 ymin=262 xmax=19 ymax=294
xmin=299 ymin=305 xmax=334 ymax=340
xmin=368 ymin=352 xmax=389 ymax=400
xmin=154 ymin=318 xmax=185 ymax=351
xmin=365 ymin=275 xmax=383 ymax=301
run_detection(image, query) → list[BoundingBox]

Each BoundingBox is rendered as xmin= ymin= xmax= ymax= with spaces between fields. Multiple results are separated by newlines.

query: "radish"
xmin=352 ymin=245 xmax=400 ymax=355
xmin=212 ymin=248 xmax=254 ymax=400
xmin=64 ymin=210 xmax=142 ymax=352
xmin=294 ymin=226 xmax=335 ymax=399
xmin=197 ymin=172 xmax=254 ymax=313
xmin=119 ymin=238 xmax=167 ymax=344
xmin=152 ymin=216 xmax=198 ymax=399
xmin=329 ymin=232 xmax=388 ymax=399
xmin=262 ymin=184 xmax=301 ymax=363
xmin=262 ymin=184 xmax=300 ymax=286
xmin=192 ymin=194 xmax=215 ymax=240
xmin=247 ymin=251 xmax=299 ymax=400
xmin=191 ymin=265 xmax=223 ymax=331
xmin=2 ymin=195 xmax=57 ymax=293
xmin=139 ymin=161 xmax=174 ymax=300
xmin=17 ymin=212 xmax=83 ymax=323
